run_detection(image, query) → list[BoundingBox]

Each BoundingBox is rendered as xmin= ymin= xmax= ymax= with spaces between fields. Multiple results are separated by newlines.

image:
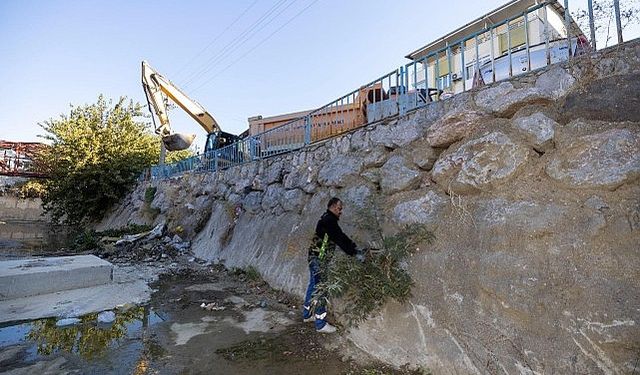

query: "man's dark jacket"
xmin=308 ymin=210 xmax=357 ymax=258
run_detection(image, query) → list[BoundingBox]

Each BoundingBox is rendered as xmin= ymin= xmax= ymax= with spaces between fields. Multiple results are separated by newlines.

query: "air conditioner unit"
xmin=451 ymin=72 xmax=463 ymax=81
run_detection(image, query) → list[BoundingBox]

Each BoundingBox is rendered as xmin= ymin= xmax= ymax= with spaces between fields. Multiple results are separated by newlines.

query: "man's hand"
xmin=355 ymin=248 xmax=367 ymax=263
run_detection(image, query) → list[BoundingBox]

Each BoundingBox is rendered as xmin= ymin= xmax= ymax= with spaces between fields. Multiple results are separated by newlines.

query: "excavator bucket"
xmin=162 ymin=133 xmax=196 ymax=151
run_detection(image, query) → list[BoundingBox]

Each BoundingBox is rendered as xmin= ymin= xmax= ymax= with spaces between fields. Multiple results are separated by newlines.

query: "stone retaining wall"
xmin=101 ymin=40 xmax=640 ymax=374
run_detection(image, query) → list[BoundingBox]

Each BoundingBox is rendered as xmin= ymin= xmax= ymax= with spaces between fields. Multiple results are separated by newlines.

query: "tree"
xmin=37 ymin=95 xmax=190 ymax=226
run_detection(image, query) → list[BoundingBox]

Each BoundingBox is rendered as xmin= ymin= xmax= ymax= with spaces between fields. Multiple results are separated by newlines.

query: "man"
xmin=302 ymin=197 xmax=361 ymax=333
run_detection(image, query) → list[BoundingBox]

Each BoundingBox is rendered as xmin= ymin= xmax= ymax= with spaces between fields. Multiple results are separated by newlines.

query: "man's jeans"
xmin=302 ymin=256 xmax=327 ymax=330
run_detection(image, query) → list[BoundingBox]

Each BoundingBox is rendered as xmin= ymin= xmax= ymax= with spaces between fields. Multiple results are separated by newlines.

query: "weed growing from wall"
xmin=144 ymin=186 xmax=157 ymax=204
xmin=141 ymin=186 xmax=160 ymax=219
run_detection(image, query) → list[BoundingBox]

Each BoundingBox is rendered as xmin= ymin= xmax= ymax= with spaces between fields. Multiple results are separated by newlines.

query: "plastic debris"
xmin=147 ymin=222 xmax=166 ymax=240
xmin=115 ymin=232 xmax=148 ymax=246
xmin=224 ymin=296 xmax=248 ymax=306
xmin=200 ymin=302 xmax=226 ymax=311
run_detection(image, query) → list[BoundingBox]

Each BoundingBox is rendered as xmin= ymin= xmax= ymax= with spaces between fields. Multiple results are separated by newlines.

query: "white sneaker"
xmin=316 ymin=323 xmax=337 ymax=333
xmin=303 ymin=316 xmax=315 ymax=323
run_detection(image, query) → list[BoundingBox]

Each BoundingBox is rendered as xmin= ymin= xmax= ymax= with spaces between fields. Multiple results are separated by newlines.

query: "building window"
xmin=498 ymin=19 xmax=527 ymax=55
xmin=435 ymin=55 xmax=451 ymax=77
xmin=438 ymin=75 xmax=452 ymax=89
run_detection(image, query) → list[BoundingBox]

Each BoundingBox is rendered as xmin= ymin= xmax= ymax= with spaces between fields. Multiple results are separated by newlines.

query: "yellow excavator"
xmin=141 ymin=61 xmax=242 ymax=164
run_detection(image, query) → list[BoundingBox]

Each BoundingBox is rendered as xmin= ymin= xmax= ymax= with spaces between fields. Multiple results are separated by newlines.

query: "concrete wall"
xmin=0 ymin=196 xmax=46 ymax=222
xmin=101 ymin=40 xmax=640 ymax=374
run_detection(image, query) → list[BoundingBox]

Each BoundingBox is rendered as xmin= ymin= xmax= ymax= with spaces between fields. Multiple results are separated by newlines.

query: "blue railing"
xmin=144 ymin=0 xmax=628 ymax=180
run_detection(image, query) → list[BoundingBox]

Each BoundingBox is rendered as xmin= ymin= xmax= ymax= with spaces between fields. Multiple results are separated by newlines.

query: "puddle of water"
xmin=0 ymin=322 xmax=31 ymax=347
xmin=0 ymin=306 xmax=163 ymax=373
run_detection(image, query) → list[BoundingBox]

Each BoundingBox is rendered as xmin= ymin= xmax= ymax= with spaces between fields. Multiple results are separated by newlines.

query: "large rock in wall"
xmin=101 ymin=40 xmax=640 ymax=374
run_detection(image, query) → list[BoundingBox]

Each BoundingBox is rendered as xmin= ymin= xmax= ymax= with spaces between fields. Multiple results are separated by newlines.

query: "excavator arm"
xmin=141 ymin=61 xmax=221 ymax=151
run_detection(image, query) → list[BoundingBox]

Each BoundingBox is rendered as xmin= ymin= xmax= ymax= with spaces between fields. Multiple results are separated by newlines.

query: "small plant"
xmin=70 ymin=228 xmax=100 ymax=252
xmin=243 ymin=266 xmax=261 ymax=282
xmin=231 ymin=266 xmax=263 ymax=284
xmin=144 ymin=186 xmax=157 ymax=205
xmin=141 ymin=186 xmax=161 ymax=219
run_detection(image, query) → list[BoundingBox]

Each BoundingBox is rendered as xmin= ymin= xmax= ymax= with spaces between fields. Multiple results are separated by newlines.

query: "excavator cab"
xmin=204 ymin=131 xmax=243 ymax=154
xmin=203 ymin=131 xmax=251 ymax=169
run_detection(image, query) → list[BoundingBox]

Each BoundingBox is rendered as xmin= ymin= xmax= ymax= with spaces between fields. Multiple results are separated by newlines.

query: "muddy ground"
xmin=0 ymin=239 xmax=429 ymax=375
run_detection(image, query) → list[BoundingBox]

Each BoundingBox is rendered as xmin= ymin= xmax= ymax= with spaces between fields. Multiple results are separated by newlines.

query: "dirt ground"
xmin=0 ymin=239 xmax=429 ymax=375
xmin=139 ymin=265 xmax=427 ymax=375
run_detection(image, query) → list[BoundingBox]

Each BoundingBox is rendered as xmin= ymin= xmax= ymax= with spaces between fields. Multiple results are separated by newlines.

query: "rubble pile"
xmin=96 ymin=222 xmax=192 ymax=264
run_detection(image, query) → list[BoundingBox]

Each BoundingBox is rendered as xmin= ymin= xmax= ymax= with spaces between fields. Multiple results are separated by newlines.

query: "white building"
xmin=405 ymin=0 xmax=586 ymax=96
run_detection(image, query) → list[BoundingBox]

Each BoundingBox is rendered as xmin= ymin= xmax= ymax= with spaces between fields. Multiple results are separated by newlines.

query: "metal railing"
xmin=0 ymin=141 xmax=47 ymax=178
xmin=145 ymin=0 xmax=631 ymax=180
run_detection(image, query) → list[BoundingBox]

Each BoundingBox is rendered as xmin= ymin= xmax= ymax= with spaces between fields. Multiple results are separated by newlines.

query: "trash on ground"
xmin=200 ymin=302 xmax=226 ymax=311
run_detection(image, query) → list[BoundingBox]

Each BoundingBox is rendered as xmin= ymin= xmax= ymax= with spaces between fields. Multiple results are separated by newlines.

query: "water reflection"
xmin=26 ymin=306 xmax=149 ymax=359
xmin=0 ymin=306 xmax=167 ymax=373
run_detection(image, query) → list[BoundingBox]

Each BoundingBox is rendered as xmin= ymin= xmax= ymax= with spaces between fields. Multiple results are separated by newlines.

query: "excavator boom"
xmin=141 ymin=61 xmax=221 ymax=151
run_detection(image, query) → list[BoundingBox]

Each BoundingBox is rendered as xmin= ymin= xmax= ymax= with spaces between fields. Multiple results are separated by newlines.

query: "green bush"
xmin=70 ymin=228 xmax=100 ymax=252
xmin=141 ymin=186 xmax=161 ymax=219
xmin=232 ymin=266 xmax=262 ymax=282
xmin=312 ymin=221 xmax=434 ymax=327
xmin=244 ymin=266 xmax=261 ymax=282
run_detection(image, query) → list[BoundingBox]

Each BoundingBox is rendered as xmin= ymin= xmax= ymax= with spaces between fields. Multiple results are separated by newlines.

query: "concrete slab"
xmin=0 ymin=255 xmax=113 ymax=300
xmin=0 ymin=264 xmax=153 ymax=323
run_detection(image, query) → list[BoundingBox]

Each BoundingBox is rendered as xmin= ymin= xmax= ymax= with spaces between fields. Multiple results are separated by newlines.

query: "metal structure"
xmin=142 ymin=61 xmax=243 ymax=164
xmin=0 ymin=141 xmax=46 ymax=178
xmin=144 ymin=0 xmax=630 ymax=180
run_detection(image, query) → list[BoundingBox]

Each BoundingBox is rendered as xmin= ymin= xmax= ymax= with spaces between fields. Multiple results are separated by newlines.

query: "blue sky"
xmin=0 ymin=0 xmax=636 ymax=150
